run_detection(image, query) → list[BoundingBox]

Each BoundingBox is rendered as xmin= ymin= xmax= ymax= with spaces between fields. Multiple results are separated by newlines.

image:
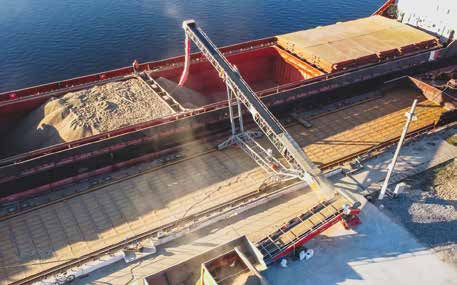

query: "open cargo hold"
xmin=149 ymin=46 xmax=324 ymax=108
xmin=0 ymin=78 xmax=176 ymax=157
xmin=0 ymin=46 xmax=321 ymax=158
xmin=276 ymin=15 xmax=440 ymax=73
xmin=0 ymin=13 xmax=452 ymax=165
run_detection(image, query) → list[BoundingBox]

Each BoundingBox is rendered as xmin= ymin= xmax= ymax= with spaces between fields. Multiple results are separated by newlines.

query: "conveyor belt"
xmin=0 ymin=89 xmax=446 ymax=284
xmin=183 ymin=20 xmax=333 ymax=196
xmin=257 ymin=194 xmax=350 ymax=263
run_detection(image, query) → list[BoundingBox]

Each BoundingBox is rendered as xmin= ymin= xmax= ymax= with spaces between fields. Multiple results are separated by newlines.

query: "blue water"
xmin=0 ymin=0 xmax=384 ymax=93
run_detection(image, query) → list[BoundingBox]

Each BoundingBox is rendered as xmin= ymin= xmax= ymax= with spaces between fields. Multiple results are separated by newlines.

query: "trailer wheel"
xmin=292 ymin=246 xmax=307 ymax=261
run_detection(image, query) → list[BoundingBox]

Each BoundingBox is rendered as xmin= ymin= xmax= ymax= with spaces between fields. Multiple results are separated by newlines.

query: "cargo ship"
xmin=0 ymin=0 xmax=456 ymax=201
xmin=1 ymin=1 xmax=457 ymax=284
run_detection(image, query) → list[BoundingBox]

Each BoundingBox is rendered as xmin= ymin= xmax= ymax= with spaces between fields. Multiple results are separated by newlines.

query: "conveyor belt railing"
xmin=143 ymin=75 xmax=187 ymax=112
xmin=257 ymin=195 xmax=361 ymax=264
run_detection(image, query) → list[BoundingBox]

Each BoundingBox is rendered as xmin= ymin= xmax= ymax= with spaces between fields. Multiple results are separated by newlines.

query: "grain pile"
xmin=383 ymin=158 xmax=457 ymax=267
xmin=155 ymin=77 xmax=209 ymax=108
xmin=3 ymin=78 xmax=174 ymax=156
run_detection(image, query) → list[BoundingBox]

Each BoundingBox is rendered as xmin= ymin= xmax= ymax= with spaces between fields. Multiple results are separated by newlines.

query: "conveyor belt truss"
xmin=181 ymin=20 xmax=336 ymax=197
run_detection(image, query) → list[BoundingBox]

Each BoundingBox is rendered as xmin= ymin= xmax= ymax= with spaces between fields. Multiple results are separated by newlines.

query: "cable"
xmin=178 ymin=174 xmax=244 ymax=221
xmin=124 ymin=259 xmax=143 ymax=285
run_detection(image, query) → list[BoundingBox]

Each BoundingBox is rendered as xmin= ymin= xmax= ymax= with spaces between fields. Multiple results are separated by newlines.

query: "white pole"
xmin=227 ymin=85 xmax=236 ymax=135
xmin=378 ymin=99 xmax=418 ymax=200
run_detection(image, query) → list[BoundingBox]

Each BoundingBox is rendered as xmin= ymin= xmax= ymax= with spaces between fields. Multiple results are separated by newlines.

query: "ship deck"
xmin=276 ymin=15 xmax=439 ymax=73
xmin=0 ymin=85 xmax=446 ymax=284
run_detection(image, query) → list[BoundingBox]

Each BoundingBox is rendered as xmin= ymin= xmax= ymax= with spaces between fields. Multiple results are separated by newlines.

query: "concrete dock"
xmin=264 ymin=202 xmax=457 ymax=285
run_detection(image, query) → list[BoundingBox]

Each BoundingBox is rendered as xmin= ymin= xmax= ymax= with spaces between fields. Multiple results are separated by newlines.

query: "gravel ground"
xmin=2 ymin=78 xmax=175 ymax=156
xmin=381 ymin=158 xmax=457 ymax=267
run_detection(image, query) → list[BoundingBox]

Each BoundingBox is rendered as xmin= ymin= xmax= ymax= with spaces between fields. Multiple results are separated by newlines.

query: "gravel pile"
xmin=3 ymin=78 xmax=174 ymax=156
xmin=382 ymin=159 xmax=457 ymax=267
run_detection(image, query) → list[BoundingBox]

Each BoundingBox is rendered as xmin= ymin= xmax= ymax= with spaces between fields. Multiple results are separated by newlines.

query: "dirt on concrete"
xmin=447 ymin=134 xmax=457 ymax=147
xmin=382 ymin=158 xmax=457 ymax=267
xmin=2 ymin=78 xmax=174 ymax=156
xmin=229 ymin=272 xmax=261 ymax=285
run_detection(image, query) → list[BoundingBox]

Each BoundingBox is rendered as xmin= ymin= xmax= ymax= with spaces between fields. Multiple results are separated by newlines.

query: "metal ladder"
xmin=142 ymin=74 xmax=186 ymax=112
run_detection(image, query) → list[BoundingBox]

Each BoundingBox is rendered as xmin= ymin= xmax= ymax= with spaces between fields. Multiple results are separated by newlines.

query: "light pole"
xmin=378 ymin=99 xmax=418 ymax=200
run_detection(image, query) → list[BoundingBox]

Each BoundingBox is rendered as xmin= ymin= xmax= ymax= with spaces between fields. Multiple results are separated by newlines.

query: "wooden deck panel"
xmin=294 ymin=86 xmax=443 ymax=166
xmin=276 ymin=15 xmax=438 ymax=72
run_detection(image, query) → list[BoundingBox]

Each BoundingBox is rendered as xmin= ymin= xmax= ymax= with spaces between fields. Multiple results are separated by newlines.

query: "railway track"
xmin=0 ymin=87 xmax=448 ymax=284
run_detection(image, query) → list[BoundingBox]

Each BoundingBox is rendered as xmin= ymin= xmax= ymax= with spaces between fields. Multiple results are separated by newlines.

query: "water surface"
xmin=0 ymin=0 xmax=384 ymax=92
